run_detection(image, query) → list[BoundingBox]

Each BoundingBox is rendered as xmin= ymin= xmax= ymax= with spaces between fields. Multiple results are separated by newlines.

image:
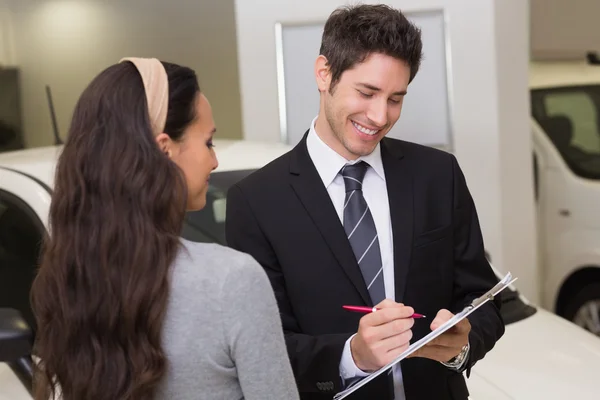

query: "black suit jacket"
xmin=225 ymin=134 xmax=505 ymax=400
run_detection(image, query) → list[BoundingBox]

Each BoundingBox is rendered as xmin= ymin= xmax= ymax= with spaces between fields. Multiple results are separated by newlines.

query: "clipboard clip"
xmin=470 ymin=272 xmax=517 ymax=309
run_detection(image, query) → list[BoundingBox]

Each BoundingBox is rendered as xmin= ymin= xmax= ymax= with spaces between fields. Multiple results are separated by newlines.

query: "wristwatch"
xmin=440 ymin=342 xmax=470 ymax=370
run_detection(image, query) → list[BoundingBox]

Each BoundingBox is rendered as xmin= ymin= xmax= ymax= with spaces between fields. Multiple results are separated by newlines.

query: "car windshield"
xmin=531 ymin=84 xmax=600 ymax=180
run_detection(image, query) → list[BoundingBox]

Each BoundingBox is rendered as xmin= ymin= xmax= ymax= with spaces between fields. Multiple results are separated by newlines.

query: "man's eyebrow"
xmin=357 ymin=82 xmax=407 ymax=96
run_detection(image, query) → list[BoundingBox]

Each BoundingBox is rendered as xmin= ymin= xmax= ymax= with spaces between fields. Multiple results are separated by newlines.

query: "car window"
xmin=545 ymin=91 xmax=600 ymax=153
xmin=531 ymin=85 xmax=600 ymax=180
xmin=181 ymin=169 xmax=257 ymax=245
xmin=0 ymin=190 xmax=44 ymax=333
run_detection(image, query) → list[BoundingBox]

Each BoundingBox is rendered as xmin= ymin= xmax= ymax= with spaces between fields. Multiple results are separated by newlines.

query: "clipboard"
xmin=333 ymin=272 xmax=517 ymax=400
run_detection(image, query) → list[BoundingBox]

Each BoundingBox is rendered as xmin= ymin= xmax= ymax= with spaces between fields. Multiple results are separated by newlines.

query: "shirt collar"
xmin=306 ymin=116 xmax=385 ymax=188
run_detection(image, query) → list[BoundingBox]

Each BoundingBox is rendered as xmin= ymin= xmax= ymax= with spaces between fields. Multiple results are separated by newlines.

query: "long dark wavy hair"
xmin=30 ymin=60 xmax=199 ymax=400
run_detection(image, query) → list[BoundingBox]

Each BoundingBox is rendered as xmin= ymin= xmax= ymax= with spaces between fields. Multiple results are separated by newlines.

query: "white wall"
xmin=235 ymin=0 xmax=540 ymax=302
xmin=493 ymin=1 xmax=540 ymax=302
xmin=9 ymin=0 xmax=243 ymax=147
xmin=531 ymin=0 xmax=600 ymax=60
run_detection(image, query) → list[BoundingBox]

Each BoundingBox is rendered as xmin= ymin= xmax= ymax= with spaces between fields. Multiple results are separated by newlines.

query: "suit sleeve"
xmin=225 ymin=183 xmax=352 ymax=394
xmin=449 ymin=154 xmax=505 ymax=376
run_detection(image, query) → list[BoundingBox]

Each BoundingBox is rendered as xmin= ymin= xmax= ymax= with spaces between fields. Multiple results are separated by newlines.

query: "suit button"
xmin=316 ymin=382 xmax=323 ymax=390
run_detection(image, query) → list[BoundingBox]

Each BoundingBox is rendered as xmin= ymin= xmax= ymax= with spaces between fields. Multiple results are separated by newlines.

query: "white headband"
xmin=119 ymin=57 xmax=169 ymax=136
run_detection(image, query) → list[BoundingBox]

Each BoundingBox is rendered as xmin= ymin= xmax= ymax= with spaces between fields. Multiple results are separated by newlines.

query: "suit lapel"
xmin=289 ymin=133 xmax=372 ymax=305
xmin=381 ymin=138 xmax=414 ymax=303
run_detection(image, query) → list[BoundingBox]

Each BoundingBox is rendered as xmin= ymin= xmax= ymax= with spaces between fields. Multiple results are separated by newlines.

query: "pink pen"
xmin=343 ymin=305 xmax=426 ymax=319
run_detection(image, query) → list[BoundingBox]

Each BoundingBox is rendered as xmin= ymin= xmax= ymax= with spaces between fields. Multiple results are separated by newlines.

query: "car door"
xmin=0 ymin=168 xmax=49 ymax=330
xmin=531 ymin=86 xmax=600 ymax=325
xmin=0 ymin=168 xmax=49 ymax=399
xmin=530 ymin=120 xmax=571 ymax=310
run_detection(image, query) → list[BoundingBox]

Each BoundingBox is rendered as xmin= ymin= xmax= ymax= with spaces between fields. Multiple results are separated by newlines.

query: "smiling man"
xmin=225 ymin=4 xmax=504 ymax=400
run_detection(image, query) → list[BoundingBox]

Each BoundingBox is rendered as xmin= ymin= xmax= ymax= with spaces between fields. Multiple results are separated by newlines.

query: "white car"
xmin=1 ymin=140 xmax=599 ymax=399
xmin=529 ymin=58 xmax=600 ymax=335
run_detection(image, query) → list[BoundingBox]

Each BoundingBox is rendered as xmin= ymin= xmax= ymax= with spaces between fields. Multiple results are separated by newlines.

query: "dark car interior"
xmin=0 ymin=191 xmax=41 ymax=396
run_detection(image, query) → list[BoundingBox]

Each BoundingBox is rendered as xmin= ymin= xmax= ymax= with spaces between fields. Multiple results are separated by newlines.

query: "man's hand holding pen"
xmin=347 ymin=303 xmax=471 ymax=371
xmin=349 ymin=300 xmax=415 ymax=372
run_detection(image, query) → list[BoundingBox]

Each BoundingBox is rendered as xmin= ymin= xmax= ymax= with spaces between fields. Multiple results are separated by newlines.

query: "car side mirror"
xmin=0 ymin=308 xmax=32 ymax=362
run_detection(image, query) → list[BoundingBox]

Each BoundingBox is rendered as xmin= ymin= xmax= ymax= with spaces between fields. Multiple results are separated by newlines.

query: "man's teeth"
xmin=352 ymin=121 xmax=379 ymax=135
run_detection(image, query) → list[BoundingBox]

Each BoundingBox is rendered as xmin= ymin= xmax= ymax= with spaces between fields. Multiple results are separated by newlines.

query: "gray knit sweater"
xmin=155 ymin=239 xmax=300 ymax=400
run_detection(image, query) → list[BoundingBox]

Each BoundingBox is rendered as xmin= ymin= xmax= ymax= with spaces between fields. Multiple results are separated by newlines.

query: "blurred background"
xmin=2 ymin=1 xmax=600 ymax=398
xmin=2 ymin=0 xmax=600 ymax=327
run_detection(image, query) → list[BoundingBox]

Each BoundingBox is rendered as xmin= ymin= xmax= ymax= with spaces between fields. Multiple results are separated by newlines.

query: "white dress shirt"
xmin=306 ymin=117 xmax=406 ymax=400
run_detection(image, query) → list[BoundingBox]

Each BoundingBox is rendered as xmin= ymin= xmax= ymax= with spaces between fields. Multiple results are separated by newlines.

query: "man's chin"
xmin=345 ymin=143 xmax=378 ymax=158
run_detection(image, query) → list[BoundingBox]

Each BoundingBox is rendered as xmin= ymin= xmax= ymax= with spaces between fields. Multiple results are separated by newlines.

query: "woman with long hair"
xmin=30 ymin=57 xmax=299 ymax=400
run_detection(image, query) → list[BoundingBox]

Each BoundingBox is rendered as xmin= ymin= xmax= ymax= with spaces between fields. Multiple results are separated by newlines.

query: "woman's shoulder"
xmin=178 ymin=238 xmax=249 ymax=262
xmin=174 ymin=239 xmax=266 ymax=283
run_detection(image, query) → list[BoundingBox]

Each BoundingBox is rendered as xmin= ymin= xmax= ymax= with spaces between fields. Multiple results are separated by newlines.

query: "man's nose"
xmin=366 ymin=99 xmax=388 ymax=128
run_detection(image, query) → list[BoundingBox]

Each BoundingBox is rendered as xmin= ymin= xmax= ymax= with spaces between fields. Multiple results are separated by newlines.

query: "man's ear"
xmin=314 ymin=55 xmax=332 ymax=93
xmin=155 ymin=133 xmax=173 ymax=158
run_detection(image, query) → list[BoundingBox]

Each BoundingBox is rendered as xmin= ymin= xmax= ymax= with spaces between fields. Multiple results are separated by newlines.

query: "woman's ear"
xmin=314 ymin=55 xmax=332 ymax=93
xmin=155 ymin=133 xmax=172 ymax=158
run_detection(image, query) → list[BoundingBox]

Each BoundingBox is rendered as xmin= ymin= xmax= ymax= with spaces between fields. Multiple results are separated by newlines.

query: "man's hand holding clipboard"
xmin=408 ymin=308 xmax=472 ymax=364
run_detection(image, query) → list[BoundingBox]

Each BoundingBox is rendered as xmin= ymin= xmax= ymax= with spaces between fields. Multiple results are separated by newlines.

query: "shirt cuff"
xmin=339 ymin=334 xmax=370 ymax=381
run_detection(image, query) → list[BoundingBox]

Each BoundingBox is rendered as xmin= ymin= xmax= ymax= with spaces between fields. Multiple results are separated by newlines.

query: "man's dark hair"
xmin=319 ymin=4 xmax=423 ymax=91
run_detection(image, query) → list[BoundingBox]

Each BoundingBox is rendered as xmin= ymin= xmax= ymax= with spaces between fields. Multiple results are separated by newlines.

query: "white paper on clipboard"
xmin=333 ymin=272 xmax=517 ymax=400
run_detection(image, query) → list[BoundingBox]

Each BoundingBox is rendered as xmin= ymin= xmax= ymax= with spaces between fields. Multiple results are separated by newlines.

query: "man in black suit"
xmin=226 ymin=4 xmax=504 ymax=399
